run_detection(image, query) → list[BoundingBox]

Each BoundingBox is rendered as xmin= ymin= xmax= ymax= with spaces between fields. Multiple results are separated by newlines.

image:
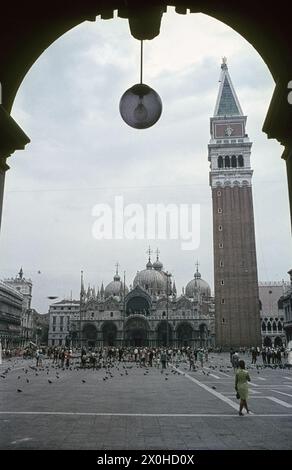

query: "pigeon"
xmin=18 ymin=376 xmax=21 ymax=379
xmin=82 ymin=380 xmax=86 ymax=383
xmin=48 ymin=379 xmax=52 ymax=384
xmin=17 ymin=389 xmax=23 ymax=392
xmin=165 ymin=377 xmax=168 ymax=380
xmin=26 ymin=379 xmax=29 ymax=383
xmin=212 ymin=386 xmax=216 ymax=390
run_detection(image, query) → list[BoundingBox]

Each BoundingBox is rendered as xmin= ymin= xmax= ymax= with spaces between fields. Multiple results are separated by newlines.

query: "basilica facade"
xmin=67 ymin=254 xmax=215 ymax=349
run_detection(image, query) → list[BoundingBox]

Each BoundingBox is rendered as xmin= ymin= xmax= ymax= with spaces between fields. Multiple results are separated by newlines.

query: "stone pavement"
xmin=0 ymin=353 xmax=291 ymax=450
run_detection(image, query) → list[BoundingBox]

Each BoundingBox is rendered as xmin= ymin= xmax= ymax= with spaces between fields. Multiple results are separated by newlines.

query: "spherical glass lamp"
xmin=119 ymin=83 xmax=162 ymax=129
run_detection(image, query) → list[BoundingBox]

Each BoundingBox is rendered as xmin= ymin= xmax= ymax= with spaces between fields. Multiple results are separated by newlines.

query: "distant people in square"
xmin=235 ymin=360 xmax=251 ymax=416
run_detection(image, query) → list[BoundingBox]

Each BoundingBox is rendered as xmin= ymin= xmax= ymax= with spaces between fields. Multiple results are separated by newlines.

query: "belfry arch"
xmin=0 ymin=2 xmax=292 ymax=232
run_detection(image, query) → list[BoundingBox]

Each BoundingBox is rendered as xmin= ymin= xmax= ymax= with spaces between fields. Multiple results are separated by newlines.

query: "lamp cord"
xmin=140 ymin=40 xmax=143 ymax=84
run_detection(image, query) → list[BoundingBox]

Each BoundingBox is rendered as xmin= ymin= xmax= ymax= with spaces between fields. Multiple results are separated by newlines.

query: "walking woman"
xmin=235 ymin=360 xmax=251 ymax=416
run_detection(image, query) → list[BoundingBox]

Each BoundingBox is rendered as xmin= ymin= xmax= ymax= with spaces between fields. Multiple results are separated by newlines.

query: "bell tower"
xmin=208 ymin=58 xmax=261 ymax=348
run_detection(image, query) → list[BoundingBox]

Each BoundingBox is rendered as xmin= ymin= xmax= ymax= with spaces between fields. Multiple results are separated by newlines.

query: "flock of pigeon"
xmin=0 ymin=355 xmax=289 ymax=394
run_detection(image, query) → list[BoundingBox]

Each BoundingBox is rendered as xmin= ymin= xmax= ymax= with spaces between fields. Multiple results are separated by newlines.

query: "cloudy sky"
xmin=0 ymin=8 xmax=291 ymax=312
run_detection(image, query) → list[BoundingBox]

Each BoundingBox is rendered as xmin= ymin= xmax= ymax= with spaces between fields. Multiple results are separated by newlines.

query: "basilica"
xmin=67 ymin=252 xmax=215 ymax=349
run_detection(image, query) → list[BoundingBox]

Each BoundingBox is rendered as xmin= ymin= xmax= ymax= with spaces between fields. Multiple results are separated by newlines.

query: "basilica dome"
xmin=185 ymin=267 xmax=211 ymax=298
xmin=133 ymin=259 xmax=166 ymax=294
xmin=105 ymin=271 xmax=128 ymax=298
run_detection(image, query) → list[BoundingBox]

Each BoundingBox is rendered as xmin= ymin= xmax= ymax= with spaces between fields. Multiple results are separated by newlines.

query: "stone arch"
xmin=176 ymin=322 xmax=194 ymax=347
xmin=124 ymin=316 xmax=150 ymax=347
xmin=264 ymin=336 xmax=272 ymax=347
xmin=156 ymin=320 xmax=173 ymax=347
xmin=274 ymin=336 xmax=282 ymax=348
xmin=0 ymin=3 xmax=291 ymax=233
xmin=82 ymin=323 xmax=97 ymax=347
xmin=101 ymin=321 xmax=118 ymax=347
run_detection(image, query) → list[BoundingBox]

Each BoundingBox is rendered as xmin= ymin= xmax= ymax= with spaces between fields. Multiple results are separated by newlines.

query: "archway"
xmin=125 ymin=316 xmax=149 ymax=347
xmin=102 ymin=322 xmax=117 ymax=346
xmin=0 ymin=3 xmax=291 ymax=235
xmin=263 ymin=336 xmax=272 ymax=347
xmin=156 ymin=321 xmax=173 ymax=347
xmin=176 ymin=322 xmax=194 ymax=347
xmin=82 ymin=323 xmax=97 ymax=348
xmin=274 ymin=336 xmax=282 ymax=348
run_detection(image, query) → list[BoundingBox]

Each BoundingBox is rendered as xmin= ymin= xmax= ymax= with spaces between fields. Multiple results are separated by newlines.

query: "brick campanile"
xmin=208 ymin=58 xmax=261 ymax=349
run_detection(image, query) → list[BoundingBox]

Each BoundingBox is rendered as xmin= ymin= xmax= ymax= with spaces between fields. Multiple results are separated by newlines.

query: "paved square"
xmin=0 ymin=353 xmax=291 ymax=449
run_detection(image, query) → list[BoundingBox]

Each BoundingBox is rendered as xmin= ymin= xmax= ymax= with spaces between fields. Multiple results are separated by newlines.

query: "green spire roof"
xmin=214 ymin=59 xmax=243 ymax=117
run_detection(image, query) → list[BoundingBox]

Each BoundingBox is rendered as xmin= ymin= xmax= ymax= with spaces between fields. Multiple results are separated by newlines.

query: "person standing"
xmin=160 ymin=350 xmax=167 ymax=370
xmin=235 ymin=360 xmax=251 ymax=416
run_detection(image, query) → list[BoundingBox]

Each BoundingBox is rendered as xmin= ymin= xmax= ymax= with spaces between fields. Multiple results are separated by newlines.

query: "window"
xmin=224 ymin=155 xmax=230 ymax=168
xmin=218 ymin=156 xmax=223 ymax=168
xmin=60 ymin=316 xmax=64 ymax=324
xmin=59 ymin=339 xmax=62 ymax=346
xmin=52 ymin=339 xmax=55 ymax=346
xmin=219 ymin=243 xmax=223 ymax=248
xmin=221 ymin=299 xmax=225 ymax=304
xmin=217 ymin=191 xmax=221 ymax=197
xmin=231 ymin=155 xmax=237 ymax=168
xmin=221 ymin=280 xmax=224 ymax=285
xmin=110 ymin=312 xmax=113 ymax=317
xmin=238 ymin=155 xmax=244 ymax=167
xmin=218 ymin=225 xmax=223 ymax=231
xmin=53 ymin=326 xmax=56 ymax=332
xmin=218 ymin=208 xmax=222 ymax=214
xmin=220 ymin=260 xmax=224 ymax=267
xmin=60 ymin=326 xmax=63 ymax=332
xmin=53 ymin=316 xmax=56 ymax=324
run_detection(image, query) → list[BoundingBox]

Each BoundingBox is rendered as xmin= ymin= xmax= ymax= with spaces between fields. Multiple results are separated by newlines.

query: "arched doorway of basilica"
xmin=264 ymin=336 xmax=272 ymax=347
xmin=82 ymin=323 xmax=97 ymax=348
xmin=125 ymin=317 xmax=149 ymax=347
xmin=176 ymin=322 xmax=193 ymax=347
xmin=274 ymin=336 xmax=283 ymax=348
xmin=199 ymin=323 xmax=209 ymax=348
xmin=102 ymin=322 xmax=117 ymax=346
xmin=156 ymin=321 xmax=173 ymax=347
